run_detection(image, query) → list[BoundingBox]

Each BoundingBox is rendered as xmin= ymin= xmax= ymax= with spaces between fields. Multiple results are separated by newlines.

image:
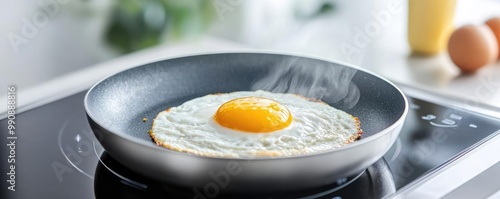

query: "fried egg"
xmin=150 ymin=90 xmax=362 ymax=158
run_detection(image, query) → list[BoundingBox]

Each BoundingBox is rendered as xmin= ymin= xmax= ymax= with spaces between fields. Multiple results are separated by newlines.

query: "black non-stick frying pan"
xmin=85 ymin=52 xmax=407 ymax=193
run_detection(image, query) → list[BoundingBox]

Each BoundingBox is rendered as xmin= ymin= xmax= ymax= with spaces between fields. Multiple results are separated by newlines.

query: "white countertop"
xmin=264 ymin=0 xmax=500 ymax=112
xmin=3 ymin=36 xmax=500 ymax=118
xmin=0 ymin=37 xmax=247 ymax=117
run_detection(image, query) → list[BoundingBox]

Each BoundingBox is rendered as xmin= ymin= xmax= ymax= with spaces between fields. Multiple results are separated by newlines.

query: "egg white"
xmin=150 ymin=90 xmax=361 ymax=158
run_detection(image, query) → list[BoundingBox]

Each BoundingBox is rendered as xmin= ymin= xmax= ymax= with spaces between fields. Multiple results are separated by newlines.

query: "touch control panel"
xmin=385 ymin=97 xmax=500 ymax=189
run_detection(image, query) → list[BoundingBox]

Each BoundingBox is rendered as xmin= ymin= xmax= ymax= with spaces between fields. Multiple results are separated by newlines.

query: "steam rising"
xmin=252 ymin=57 xmax=360 ymax=109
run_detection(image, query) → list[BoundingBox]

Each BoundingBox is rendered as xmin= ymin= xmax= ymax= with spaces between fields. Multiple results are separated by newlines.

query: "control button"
xmin=442 ymin=119 xmax=456 ymax=125
xmin=450 ymin=114 xmax=463 ymax=120
xmin=469 ymin=124 xmax=478 ymax=128
xmin=430 ymin=121 xmax=458 ymax=128
xmin=422 ymin=114 xmax=436 ymax=121
xmin=410 ymin=104 xmax=421 ymax=110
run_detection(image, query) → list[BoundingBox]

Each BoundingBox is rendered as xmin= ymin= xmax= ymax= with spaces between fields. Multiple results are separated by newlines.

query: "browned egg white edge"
xmin=148 ymin=93 xmax=363 ymax=158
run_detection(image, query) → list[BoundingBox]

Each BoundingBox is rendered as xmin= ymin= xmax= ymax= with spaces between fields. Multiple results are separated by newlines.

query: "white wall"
xmin=0 ymin=0 xmax=116 ymax=91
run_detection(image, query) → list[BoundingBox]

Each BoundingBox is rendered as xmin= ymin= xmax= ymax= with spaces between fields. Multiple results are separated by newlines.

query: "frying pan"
xmin=85 ymin=52 xmax=407 ymax=193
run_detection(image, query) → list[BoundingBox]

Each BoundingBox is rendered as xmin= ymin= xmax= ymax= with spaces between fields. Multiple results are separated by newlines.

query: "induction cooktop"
xmin=2 ymin=89 xmax=500 ymax=199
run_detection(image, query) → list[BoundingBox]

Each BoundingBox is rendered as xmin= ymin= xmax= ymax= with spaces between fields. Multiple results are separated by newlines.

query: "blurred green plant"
xmin=105 ymin=0 xmax=214 ymax=53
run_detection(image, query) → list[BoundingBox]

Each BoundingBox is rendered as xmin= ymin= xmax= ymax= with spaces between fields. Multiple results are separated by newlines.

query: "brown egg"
xmin=486 ymin=17 xmax=500 ymax=59
xmin=448 ymin=25 xmax=498 ymax=73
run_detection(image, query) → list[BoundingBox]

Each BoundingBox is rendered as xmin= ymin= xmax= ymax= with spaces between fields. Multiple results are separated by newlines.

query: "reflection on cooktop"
xmin=94 ymin=152 xmax=395 ymax=199
xmin=54 ymin=111 xmax=395 ymax=199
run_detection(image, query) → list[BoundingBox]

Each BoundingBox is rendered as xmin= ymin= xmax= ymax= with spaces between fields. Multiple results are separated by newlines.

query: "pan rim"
xmin=84 ymin=50 xmax=408 ymax=161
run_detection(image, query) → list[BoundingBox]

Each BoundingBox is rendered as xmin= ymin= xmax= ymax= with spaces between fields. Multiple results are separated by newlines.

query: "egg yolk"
xmin=214 ymin=97 xmax=292 ymax=133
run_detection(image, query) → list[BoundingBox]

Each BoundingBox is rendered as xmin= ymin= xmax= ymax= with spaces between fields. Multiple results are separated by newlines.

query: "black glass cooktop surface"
xmin=1 ymin=90 xmax=500 ymax=199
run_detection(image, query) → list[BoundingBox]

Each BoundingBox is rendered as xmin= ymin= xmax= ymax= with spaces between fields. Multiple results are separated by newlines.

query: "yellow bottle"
xmin=408 ymin=0 xmax=456 ymax=55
